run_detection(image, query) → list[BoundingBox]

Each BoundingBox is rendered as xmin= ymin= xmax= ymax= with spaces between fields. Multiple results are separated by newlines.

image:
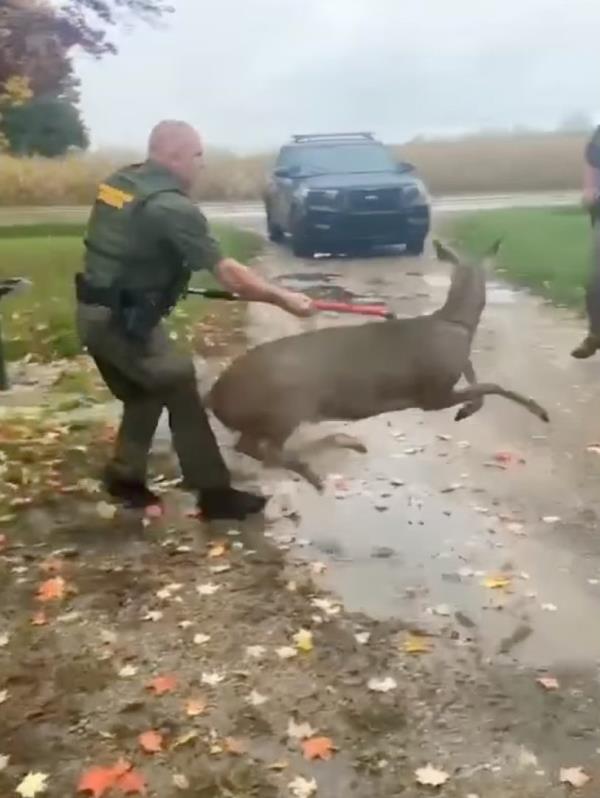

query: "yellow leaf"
xmin=171 ymin=730 xmax=199 ymax=750
xmin=481 ymin=575 xmax=511 ymax=589
xmin=208 ymin=542 xmax=227 ymax=558
xmin=293 ymin=629 xmax=314 ymax=653
xmin=403 ymin=634 xmax=432 ymax=654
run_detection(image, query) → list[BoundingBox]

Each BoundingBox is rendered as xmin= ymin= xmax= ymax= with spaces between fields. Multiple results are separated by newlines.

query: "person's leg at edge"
xmin=573 ymin=218 xmax=600 ymax=358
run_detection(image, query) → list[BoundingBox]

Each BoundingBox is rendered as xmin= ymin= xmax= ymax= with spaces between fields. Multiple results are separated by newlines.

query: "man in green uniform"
xmin=76 ymin=120 xmax=314 ymax=520
xmin=572 ymin=124 xmax=600 ymax=358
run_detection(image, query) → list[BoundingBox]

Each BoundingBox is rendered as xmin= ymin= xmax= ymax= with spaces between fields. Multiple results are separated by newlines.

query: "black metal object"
xmin=0 ymin=278 xmax=32 ymax=391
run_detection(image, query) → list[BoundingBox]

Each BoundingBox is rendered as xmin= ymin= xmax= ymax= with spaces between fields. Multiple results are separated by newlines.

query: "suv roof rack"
xmin=291 ymin=132 xmax=376 ymax=143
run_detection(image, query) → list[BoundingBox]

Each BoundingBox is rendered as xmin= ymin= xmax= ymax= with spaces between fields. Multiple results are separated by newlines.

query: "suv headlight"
xmin=301 ymin=188 xmax=341 ymax=207
xmin=403 ymin=180 xmax=429 ymax=205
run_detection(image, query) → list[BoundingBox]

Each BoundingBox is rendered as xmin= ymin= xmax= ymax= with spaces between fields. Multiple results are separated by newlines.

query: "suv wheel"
xmin=290 ymin=211 xmax=314 ymax=258
xmin=265 ymin=206 xmax=284 ymax=243
xmin=405 ymin=235 xmax=426 ymax=256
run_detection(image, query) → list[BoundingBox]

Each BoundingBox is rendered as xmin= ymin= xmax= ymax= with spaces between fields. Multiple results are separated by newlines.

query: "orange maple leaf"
xmin=77 ymin=759 xmax=131 ymax=797
xmin=146 ymin=674 xmax=178 ymax=696
xmin=301 ymin=736 xmax=335 ymax=761
xmin=185 ymin=697 xmax=207 ymax=717
xmin=37 ymin=576 xmax=66 ymax=602
xmin=138 ymin=730 xmax=163 ymax=753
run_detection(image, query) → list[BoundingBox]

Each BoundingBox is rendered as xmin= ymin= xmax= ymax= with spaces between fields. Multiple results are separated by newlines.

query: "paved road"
xmin=233 ymin=229 xmax=600 ymax=671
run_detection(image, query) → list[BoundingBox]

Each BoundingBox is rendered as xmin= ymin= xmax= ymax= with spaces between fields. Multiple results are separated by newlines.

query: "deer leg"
xmin=455 ymin=360 xmax=484 ymax=422
xmin=307 ymin=432 xmax=368 ymax=454
xmin=235 ymin=432 xmax=324 ymax=491
xmin=443 ymin=383 xmax=549 ymax=423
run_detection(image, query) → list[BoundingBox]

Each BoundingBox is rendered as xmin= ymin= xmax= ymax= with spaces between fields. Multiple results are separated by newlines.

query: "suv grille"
xmin=347 ymin=188 xmax=401 ymax=212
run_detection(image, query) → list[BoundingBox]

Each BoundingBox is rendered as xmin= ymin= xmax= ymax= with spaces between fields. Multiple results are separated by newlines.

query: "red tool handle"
xmin=312 ymin=300 xmax=391 ymax=318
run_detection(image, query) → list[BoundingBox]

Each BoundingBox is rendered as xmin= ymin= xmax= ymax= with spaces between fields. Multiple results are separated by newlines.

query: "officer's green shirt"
xmin=585 ymin=126 xmax=600 ymax=170
xmin=83 ymin=161 xmax=223 ymax=290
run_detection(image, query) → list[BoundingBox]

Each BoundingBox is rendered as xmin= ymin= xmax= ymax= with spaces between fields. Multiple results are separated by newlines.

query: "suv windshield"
xmin=293 ymin=143 xmax=396 ymax=175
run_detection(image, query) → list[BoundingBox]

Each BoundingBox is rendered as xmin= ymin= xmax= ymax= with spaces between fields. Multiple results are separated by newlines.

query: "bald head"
xmin=147 ymin=120 xmax=204 ymax=192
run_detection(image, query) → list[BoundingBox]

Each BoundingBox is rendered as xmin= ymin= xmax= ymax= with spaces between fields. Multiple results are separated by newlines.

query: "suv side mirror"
xmin=274 ymin=166 xmax=290 ymax=178
xmin=397 ymin=161 xmax=416 ymax=174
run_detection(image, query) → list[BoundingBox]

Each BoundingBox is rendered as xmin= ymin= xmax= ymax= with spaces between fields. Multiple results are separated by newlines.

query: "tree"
xmin=2 ymin=96 xmax=89 ymax=156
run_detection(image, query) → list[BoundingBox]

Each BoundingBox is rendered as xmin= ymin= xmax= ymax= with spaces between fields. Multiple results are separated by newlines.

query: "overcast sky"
xmin=75 ymin=0 xmax=600 ymax=153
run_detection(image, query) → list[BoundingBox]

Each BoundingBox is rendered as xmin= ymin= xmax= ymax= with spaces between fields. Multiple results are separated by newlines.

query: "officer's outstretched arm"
xmin=215 ymin=258 xmax=314 ymax=318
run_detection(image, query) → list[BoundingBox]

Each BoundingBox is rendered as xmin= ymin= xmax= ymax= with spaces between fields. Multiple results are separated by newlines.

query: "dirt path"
xmin=2 ymin=228 xmax=600 ymax=797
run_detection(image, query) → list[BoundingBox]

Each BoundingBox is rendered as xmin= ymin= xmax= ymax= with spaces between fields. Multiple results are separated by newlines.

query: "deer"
xmin=207 ymin=239 xmax=549 ymax=490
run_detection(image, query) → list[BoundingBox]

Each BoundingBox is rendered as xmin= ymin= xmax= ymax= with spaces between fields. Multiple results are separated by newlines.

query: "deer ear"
xmin=432 ymin=239 xmax=461 ymax=266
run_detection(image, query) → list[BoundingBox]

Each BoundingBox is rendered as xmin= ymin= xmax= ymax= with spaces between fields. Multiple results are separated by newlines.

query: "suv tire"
xmin=405 ymin=235 xmax=426 ymax=256
xmin=265 ymin=205 xmax=284 ymax=243
xmin=290 ymin=211 xmax=314 ymax=258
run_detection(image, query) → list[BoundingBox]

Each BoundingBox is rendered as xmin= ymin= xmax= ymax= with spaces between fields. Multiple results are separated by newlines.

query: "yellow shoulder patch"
xmin=97 ymin=183 xmax=135 ymax=210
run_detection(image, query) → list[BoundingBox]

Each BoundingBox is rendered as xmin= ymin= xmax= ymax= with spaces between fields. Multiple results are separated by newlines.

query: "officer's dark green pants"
xmin=76 ymin=303 xmax=231 ymax=491
xmin=585 ymin=220 xmax=600 ymax=336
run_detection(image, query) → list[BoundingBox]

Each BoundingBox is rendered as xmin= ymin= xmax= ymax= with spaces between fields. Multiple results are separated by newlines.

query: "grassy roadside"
xmin=0 ymin=223 xmax=262 ymax=362
xmin=444 ymin=206 xmax=593 ymax=309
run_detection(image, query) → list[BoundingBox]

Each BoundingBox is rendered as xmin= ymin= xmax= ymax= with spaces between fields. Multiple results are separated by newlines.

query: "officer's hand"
xmin=277 ymin=290 xmax=316 ymax=318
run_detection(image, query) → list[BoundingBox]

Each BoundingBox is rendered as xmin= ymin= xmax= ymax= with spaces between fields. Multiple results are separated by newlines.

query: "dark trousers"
xmin=586 ymin=217 xmax=600 ymax=336
xmin=76 ymin=302 xmax=231 ymax=491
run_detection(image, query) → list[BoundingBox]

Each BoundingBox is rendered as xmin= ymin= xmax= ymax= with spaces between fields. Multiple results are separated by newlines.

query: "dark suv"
xmin=264 ymin=132 xmax=431 ymax=258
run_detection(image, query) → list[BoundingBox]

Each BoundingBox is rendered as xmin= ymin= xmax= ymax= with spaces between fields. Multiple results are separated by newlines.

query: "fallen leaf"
xmin=245 ymin=645 xmax=266 ymax=659
xmin=185 ymin=697 xmax=207 ymax=717
xmin=0 ymin=633 xmax=9 ymax=647
xmin=201 ymin=671 xmax=225 ymax=687
xmin=196 ymin=583 xmax=220 ymax=596
xmin=0 ymin=754 xmax=9 ymax=771
xmin=145 ymin=504 xmax=163 ymax=519
xmin=146 ymin=675 xmax=178 ymax=695
xmin=559 ymin=767 xmax=590 ymax=788
xmin=77 ymin=761 xmax=130 ymax=797
xmin=494 ymin=450 xmax=521 ymax=465
xmin=16 ymin=772 xmax=48 ymax=797
xmin=210 ymin=564 xmax=231 ymax=574
xmin=118 ymin=665 xmax=138 ymax=678
xmin=430 ymin=604 xmax=452 ymax=617
xmin=37 ymin=576 xmax=66 ymax=602
xmin=193 ymin=633 xmax=211 ymax=646
xmin=171 ymin=730 xmax=199 ymax=750
xmin=415 ymin=764 xmax=450 ymax=787
xmin=302 ymin=736 xmax=335 ymax=761
xmin=542 ymin=516 xmax=561 ymax=525
xmin=276 ymin=646 xmax=298 ymax=660
xmin=537 ymin=676 xmax=560 ymax=691
xmin=541 ymin=603 xmax=558 ymax=612
xmin=208 ymin=542 xmax=227 ymax=558
xmin=267 ymin=760 xmax=289 ymax=771
xmin=224 ymin=737 xmax=248 ymax=755
xmin=288 ymin=776 xmax=317 ymax=798
xmin=481 ymin=575 xmax=511 ymax=589
xmin=178 ymin=620 xmax=193 ymax=629
xmin=293 ymin=629 xmax=314 ymax=653
xmin=311 ymin=597 xmax=340 ymax=616
xmin=586 ymin=444 xmax=600 ymax=455
xmin=138 ymin=730 xmax=163 ymax=753
xmin=31 ymin=611 xmax=48 ymax=626
xmin=247 ymin=690 xmax=268 ymax=706
xmin=287 ymin=718 xmax=317 ymax=740
xmin=355 ymin=631 xmax=371 ymax=645
xmin=367 ymin=676 xmax=397 ymax=693
xmin=96 ymin=501 xmax=117 ymax=520
xmin=142 ymin=611 xmax=163 ymax=622
xmin=310 ymin=561 xmax=327 ymax=574
xmin=172 ymin=774 xmax=189 ymax=790
xmin=403 ymin=634 xmax=432 ymax=654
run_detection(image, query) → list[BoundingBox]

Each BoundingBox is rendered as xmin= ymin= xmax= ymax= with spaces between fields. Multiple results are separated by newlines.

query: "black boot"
xmin=104 ymin=470 xmax=161 ymax=509
xmin=571 ymin=334 xmax=600 ymax=359
xmin=199 ymin=487 xmax=267 ymax=521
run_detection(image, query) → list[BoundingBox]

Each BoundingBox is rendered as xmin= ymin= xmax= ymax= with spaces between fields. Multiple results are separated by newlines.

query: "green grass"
xmin=445 ymin=206 xmax=594 ymax=309
xmin=0 ymin=223 xmax=262 ymax=361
